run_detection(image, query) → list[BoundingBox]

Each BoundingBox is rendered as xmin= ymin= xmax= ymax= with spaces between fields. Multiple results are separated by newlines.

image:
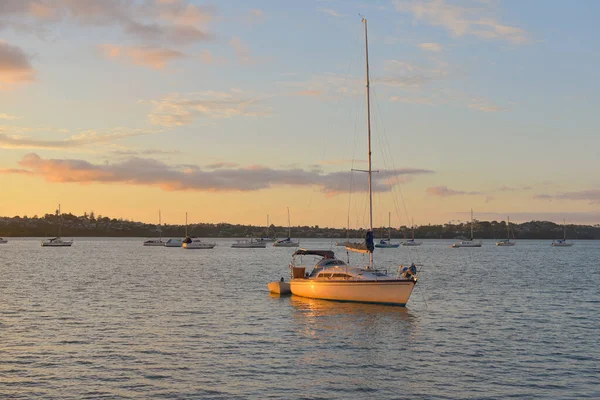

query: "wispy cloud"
xmin=147 ymin=90 xmax=272 ymax=127
xmin=229 ymin=36 xmax=256 ymax=64
xmin=0 ymin=127 xmax=161 ymax=150
xmin=533 ymin=189 xmax=600 ymax=204
xmin=468 ymin=97 xmax=504 ymax=112
xmin=395 ymin=0 xmax=530 ymax=44
xmin=380 ymin=60 xmax=449 ymax=88
xmin=318 ymin=8 xmax=345 ymax=17
xmin=0 ymin=41 xmax=35 ymax=87
xmin=3 ymin=153 xmax=433 ymax=194
xmin=427 ymin=185 xmax=482 ymax=197
xmin=100 ymin=44 xmax=186 ymax=69
xmin=418 ymin=42 xmax=443 ymax=52
xmin=0 ymin=113 xmax=19 ymax=120
xmin=0 ymin=0 xmax=213 ymax=71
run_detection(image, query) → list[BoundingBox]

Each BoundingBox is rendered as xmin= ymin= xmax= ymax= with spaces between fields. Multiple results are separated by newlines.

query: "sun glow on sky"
xmin=2 ymin=0 xmax=600 ymax=227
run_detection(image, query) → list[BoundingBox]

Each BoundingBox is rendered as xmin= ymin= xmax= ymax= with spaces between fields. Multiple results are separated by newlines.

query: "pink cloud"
xmin=427 ymin=185 xmax=482 ymax=197
xmin=4 ymin=153 xmax=434 ymax=194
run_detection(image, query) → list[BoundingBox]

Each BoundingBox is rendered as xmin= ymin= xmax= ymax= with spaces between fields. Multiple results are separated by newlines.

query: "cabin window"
xmin=317 ymin=273 xmax=333 ymax=278
xmin=332 ymin=273 xmax=350 ymax=279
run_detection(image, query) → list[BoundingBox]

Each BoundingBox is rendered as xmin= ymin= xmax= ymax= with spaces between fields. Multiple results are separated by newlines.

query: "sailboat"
xmin=0 ymin=238 xmax=7 ymax=244
xmin=496 ymin=216 xmax=515 ymax=246
xmin=402 ymin=218 xmax=422 ymax=246
xmin=42 ymin=204 xmax=73 ymax=247
xmin=375 ymin=212 xmax=400 ymax=248
xmin=273 ymin=207 xmax=299 ymax=247
xmin=552 ymin=219 xmax=573 ymax=247
xmin=182 ymin=212 xmax=216 ymax=249
xmin=257 ymin=215 xmax=277 ymax=243
xmin=451 ymin=209 xmax=483 ymax=248
xmin=287 ymin=19 xmax=417 ymax=306
xmin=143 ymin=210 xmax=165 ymax=246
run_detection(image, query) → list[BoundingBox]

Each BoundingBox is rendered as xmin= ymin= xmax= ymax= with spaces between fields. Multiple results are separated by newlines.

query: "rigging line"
xmin=370 ymin=82 xmax=412 ymax=228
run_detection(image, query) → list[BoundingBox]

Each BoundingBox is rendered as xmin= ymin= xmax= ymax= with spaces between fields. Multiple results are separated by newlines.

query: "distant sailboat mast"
xmin=470 ymin=209 xmax=474 ymax=241
xmin=58 ymin=204 xmax=62 ymax=237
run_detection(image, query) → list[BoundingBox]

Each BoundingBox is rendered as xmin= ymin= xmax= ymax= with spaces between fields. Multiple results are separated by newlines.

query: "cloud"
xmin=0 ymin=1 xmax=214 ymax=53
xmin=3 ymin=153 xmax=433 ymax=194
xmin=229 ymin=36 xmax=256 ymax=64
xmin=0 ymin=127 xmax=161 ymax=150
xmin=319 ymin=9 xmax=345 ymax=17
xmin=379 ymin=60 xmax=449 ymax=88
xmin=147 ymin=90 xmax=272 ymax=126
xmin=395 ymin=0 xmax=530 ymax=44
xmin=427 ymin=185 xmax=482 ymax=197
xmin=0 ymin=113 xmax=19 ymax=120
xmin=0 ymin=41 xmax=35 ymax=86
xmin=418 ymin=42 xmax=443 ymax=52
xmin=468 ymin=97 xmax=504 ymax=112
xmin=100 ymin=44 xmax=186 ymax=69
xmin=205 ymin=161 xmax=240 ymax=169
xmin=533 ymin=189 xmax=600 ymax=204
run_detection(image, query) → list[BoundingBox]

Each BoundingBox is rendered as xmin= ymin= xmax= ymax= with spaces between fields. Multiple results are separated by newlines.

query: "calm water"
xmin=1 ymin=238 xmax=598 ymax=399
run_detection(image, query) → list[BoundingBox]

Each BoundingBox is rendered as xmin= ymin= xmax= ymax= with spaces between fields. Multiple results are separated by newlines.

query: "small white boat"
xmin=267 ymin=279 xmax=291 ymax=295
xmin=165 ymin=238 xmax=183 ymax=247
xmin=273 ymin=207 xmax=299 ymax=247
xmin=143 ymin=210 xmax=165 ymax=246
xmin=257 ymin=214 xmax=277 ymax=243
xmin=552 ymin=219 xmax=573 ymax=247
xmin=143 ymin=239 xmax=165 ymax=246
xmin=42 ymin=204 xmax=73 ymax=247
xmin=183 ymin=237 xmax=216 ymax=249
xmin=232 ymin=238 xmax=267 ymax=248
xmin=402 ymin=218 xmax=422 ymax=246
xmin=452 ymin=209 xmax=483 ymax=248
xmin=375 ymin=212 xmax=400 ymax=248
xmin=496 ymin=216 xmax=515 ymax=246
xmin=181 ymin=212 xmax=216 ymax=249
xmin=42 ymin=237 xmax=73 ymax=247
xmin=0 ymin=238 xmax=7 ymax=244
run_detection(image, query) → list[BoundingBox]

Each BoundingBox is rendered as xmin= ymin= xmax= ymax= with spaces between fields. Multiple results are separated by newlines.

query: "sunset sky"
xmin=1 ymin=0 xmax=599 ymax=228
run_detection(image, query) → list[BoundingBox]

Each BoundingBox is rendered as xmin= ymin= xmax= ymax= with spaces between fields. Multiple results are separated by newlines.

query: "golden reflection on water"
xmin=289 ymin=295 xmax=420 ymax=340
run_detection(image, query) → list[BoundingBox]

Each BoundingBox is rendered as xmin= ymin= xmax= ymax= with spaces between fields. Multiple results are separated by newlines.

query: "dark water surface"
xmin=1 ymin=238 xmax=598 ymax=399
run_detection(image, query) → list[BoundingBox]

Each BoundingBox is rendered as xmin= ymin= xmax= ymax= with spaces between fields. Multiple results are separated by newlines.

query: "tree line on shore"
xmin=1 ymin=213 xmax=599 ymax=239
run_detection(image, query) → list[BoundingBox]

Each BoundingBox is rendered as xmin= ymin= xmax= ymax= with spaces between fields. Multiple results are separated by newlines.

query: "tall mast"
xmin=362 ymin=18 xmax=374 ymax=270
xmin=412 ymin=217 xmax=415 ymax=240
xmin=388 ymin=212 xmax=391 ymax=241
xmin=470 ymin=209 xmax=474 ymax=240
xmin=58 ymin=204 xmax=62 ymax=237
xmin=507 ymin=216 xmax=510 ymax=241
xmin=185 ymin=212 xmax=188 ymax=237
xmin=159 ymin=210 xmax=162 ymax=240
xmin=563 ymin=218 xmax=566 ymax=240
xmin=266 ymin=214 xmax=269 ymax=236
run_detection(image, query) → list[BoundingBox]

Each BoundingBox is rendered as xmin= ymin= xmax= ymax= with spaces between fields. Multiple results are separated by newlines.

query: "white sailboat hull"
xmin=273 ymin=241 xmax=299 ymax=247
xmin=496 ymin=241 xmax=515 ymax=246
xmin=143 ymin=241 xmax=165 ymax=246
xmin=451 ymin=241 xmax=482 ymax=248
xmin=290 ymin=279 xmax=416 ymax=306
xmin=0 ymin=239 xmax=7 ymax=244
xmin=402 ymin=241 xmax=422 ymax=246
xmin=42 ymin=239 xmax=73 ymax=247
xmin=551 ymin=242 xmax=573 ymax=247
xmin=231 ymin=241 xmax=267 ymax=248
xmin=183 ymin=242 xmax=216 ymax=249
